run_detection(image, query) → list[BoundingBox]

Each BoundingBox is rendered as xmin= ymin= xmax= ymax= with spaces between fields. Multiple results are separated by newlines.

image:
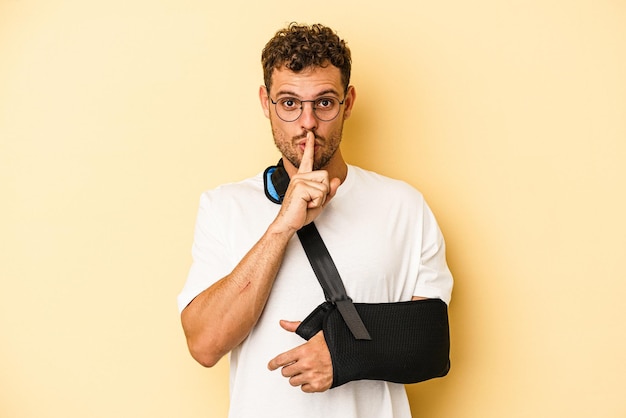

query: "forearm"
xmin=181 ymin=224 xmax=293 ymax=367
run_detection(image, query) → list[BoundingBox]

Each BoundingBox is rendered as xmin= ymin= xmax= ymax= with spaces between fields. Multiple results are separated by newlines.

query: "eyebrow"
xmin=274 ymin=88 xmax=341 ymax=98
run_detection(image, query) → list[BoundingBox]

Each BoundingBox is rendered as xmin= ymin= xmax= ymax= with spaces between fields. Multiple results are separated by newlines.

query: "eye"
xmin=279 ymin=98 xmax=300 ymax=110
xmin=316 ymin=98 xmax=336 ymax=109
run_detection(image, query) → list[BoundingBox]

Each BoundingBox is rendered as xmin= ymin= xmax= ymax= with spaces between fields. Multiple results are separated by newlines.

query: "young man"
xmin=178 ymin=23 xmax=453 ymax=418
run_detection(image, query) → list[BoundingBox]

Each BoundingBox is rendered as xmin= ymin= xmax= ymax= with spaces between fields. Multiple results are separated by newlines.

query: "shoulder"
xmin=347 ymin=165 xmax=425 ymax=203
xmin=200 ymin=171 xmax=264 ymax=201
xmin=196 ymin=171 xmax=270 ymax=216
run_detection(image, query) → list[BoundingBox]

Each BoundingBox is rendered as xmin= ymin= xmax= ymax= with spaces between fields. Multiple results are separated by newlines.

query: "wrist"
xmin=266 ymin=219 xmax=298 ymax=241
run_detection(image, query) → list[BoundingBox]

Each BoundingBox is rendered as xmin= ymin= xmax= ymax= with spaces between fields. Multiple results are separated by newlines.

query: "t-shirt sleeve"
xmin=177 ymin=191 xmax=233 ymax=313
xmin=413 ymin=199 xmax=454 ymax=305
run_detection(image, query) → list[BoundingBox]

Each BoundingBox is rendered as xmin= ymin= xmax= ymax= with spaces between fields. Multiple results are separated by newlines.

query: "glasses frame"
xmin=268 ymin=95 xmax=346 ymax=122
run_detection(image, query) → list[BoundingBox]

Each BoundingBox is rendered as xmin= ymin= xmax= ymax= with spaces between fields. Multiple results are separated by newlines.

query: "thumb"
xmin=279 ymin=319 xmax=302 ymax=332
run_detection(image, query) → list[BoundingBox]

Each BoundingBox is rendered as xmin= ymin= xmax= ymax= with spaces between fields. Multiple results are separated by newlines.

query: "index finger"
xmin=298 ymin=131 xmax=315 ymax=174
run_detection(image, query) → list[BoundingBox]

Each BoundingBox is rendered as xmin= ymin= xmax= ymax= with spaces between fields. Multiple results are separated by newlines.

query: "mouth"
xmin=295 ymin=133 xmax=323 ymax=149
xmin=297 ymin=142 xmax=321 ymax=153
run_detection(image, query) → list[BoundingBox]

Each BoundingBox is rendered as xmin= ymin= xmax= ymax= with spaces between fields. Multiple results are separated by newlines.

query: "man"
xmin=178 ymin=23 xmax=453 ymax=418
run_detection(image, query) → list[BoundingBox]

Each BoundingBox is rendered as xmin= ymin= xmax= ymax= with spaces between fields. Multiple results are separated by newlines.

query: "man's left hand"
xmin=268 ymin=320 xmax=333 ymax=393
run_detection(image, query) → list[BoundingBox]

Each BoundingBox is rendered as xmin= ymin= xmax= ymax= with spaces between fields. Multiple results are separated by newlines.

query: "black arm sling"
xmin=264 ymin=160 xmax=450 ymax=388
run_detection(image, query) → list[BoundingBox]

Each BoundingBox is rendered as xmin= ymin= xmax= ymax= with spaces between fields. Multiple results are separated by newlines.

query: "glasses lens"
xmin=314 ymin=98 xmax=340 ymax=121
xmin=275 ymin=98 xmax=301 ymax=122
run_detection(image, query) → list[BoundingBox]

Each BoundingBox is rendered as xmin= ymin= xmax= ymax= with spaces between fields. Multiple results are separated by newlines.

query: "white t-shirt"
xmin=178 ymin=164 xmax=453 ymax=418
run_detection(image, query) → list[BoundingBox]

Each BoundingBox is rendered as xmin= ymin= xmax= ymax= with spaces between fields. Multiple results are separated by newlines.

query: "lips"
xmin=295 ymin=136 xmax=323 ymax=147
xmin=298 ymin=142 xmax=321 ymax=152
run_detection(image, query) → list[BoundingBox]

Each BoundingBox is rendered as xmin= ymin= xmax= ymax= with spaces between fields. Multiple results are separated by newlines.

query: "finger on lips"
xmin=298 ymin=131 xmax=315 ymax=174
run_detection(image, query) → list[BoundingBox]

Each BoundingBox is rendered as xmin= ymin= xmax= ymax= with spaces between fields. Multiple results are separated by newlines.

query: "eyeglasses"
xmin=269 ymin=96 xmax=345 ymax=122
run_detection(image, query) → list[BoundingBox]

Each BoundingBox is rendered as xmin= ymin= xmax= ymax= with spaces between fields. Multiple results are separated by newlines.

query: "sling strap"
xmin=297 ymin=223 xmax=372 ymax=340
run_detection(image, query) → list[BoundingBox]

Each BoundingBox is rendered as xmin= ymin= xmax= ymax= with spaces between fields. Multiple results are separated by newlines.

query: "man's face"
xmin=260 ymin=65 xmax=355 ymax=171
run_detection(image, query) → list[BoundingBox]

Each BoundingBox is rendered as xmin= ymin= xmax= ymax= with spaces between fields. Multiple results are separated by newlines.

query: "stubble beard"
xmin=271 ymin=123 xmax=344 ymax=171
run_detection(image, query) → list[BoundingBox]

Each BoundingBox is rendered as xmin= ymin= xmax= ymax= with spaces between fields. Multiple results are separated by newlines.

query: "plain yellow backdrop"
xmin=1 ymin=0 xmax=625 ymax=417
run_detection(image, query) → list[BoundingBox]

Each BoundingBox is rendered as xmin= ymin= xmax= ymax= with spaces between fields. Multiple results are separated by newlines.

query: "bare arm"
xmin=181 ymin=224 xmax=293 ymax=367
xmin=181 ymin=132 xmax=340 ymax=367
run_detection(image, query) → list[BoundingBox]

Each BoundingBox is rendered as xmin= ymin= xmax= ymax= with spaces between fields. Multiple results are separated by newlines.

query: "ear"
xmin=259 ymin=85 xmax=271 ymax=119
xmin=342 ymin=85 xmax=356 ymax=120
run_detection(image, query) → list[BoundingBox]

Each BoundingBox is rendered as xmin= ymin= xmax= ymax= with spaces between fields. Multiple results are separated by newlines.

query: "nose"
xmin=299 ymin=101 xmax=318 ymax=131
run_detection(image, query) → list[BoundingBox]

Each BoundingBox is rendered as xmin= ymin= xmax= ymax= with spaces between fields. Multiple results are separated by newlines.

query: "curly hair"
xmin=261 ymin=23 xmax=351 ymax=92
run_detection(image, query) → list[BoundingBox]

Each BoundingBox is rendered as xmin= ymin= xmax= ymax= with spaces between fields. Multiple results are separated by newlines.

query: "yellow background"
xmin=2 ymin=0 xmax=625 ymax=417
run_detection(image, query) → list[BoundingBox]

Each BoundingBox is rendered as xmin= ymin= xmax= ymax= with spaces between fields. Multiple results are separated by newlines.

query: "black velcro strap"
xmin=335 ymin=300 xmax=372 ymax=342
xmin=296 ymin=301 xmax=333 ymax=340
